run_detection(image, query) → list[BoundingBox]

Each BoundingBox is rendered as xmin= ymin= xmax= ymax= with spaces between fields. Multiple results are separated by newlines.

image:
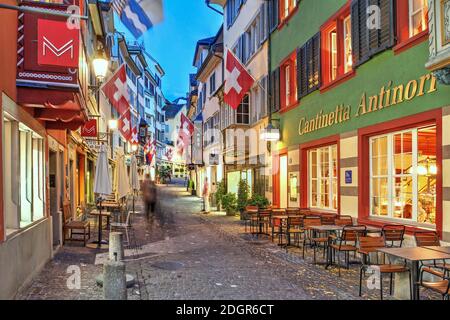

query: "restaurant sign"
xmin=298 ymin=74 xmax=438 ymax=136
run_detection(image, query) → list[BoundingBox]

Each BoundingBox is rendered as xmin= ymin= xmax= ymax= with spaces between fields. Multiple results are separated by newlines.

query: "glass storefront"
xmin=370 ymin=125 xmax=437 ymax=225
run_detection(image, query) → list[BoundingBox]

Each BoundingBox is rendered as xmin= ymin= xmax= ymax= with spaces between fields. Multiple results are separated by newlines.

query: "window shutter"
xmin=311 ymin=32 xmax=321 ymax=91
xmin=298 ymin=45 xmax=307 ymax=98
xmin=351 ymin=0 xmax=394 ymax=67
xmin=269 ymin=0 xmax=279 ymax=32
xmin=274 ymin=67 xmax=280 ymax=112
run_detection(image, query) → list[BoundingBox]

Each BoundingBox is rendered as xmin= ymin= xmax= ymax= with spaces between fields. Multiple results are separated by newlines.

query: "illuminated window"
xmin=309 ymin=145 xmax=338 ymax=211
xmin=280 ymin=0 xmax=296 ymax=21
xmin=370 ymin=125 xmax=436 ymax=225
xmin=343 ymin=15 xmax=353 ymax=73
xmin=330 ymin=30 xmax=338 ymax=81
xmin=321 ymin=9 xmax=352 ymax=87
xmin=409 ymin=0 xmax=428 ymax=37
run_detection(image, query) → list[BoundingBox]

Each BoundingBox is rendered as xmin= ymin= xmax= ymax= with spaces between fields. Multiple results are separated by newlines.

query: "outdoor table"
xmin=310 ymin=225 xmax=342 ymax=267
xmin=86 ymin=207 xmax=112 ymax=249
xmin=423 ymin=246 xmax=450 ymax=254
xmin=377 ymin=247 xmax=450 ymax=300
xmin=271 ymin=215 xmax=290 ymax=246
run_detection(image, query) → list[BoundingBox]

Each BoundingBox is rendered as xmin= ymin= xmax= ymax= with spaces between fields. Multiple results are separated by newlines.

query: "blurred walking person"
xmin=202 ymin=177 xmax=210 ymax=213
xmin=142 ymin=174 xmax=157 ymax=217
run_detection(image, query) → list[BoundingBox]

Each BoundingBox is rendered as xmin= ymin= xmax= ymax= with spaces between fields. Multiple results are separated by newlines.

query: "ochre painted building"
xmin=269 ymin=0 xmax=450 ymax=240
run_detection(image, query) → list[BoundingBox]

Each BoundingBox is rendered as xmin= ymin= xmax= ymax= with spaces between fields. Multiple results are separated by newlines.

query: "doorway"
xmin=49 ymin=150 xmax=59 ymax=247
xmin=279 ymin=155 xmax=288 ymax=208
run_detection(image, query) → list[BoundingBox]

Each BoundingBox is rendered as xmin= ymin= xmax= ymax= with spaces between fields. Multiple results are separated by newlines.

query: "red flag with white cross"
xmin=176 ymin=113 xmax=194 ymax=156
xmin=224 ymin=49 xmax=255 ymax=110
xmin=130 ymin=126 xmax=139 ymax=145
xmin=101 ymin=64 xmax=129 ymax=115
xmin=118 ymin=108 xmax=132 ymax=142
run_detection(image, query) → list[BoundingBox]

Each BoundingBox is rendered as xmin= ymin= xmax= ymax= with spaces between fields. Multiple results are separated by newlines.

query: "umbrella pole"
xmin=98 ymin=199 xmax=103 ymax=248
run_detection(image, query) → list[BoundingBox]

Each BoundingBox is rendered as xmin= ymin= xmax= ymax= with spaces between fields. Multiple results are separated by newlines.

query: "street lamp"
xmin=92 ymin=49 xmax=108 ymax=81
xmin=260 ymin=122 xmax=280 ymax=142
xmin=131 ymin=144 xmax=138 ymax=152
xmin=108 ymin=119 xmax=118 ymax=131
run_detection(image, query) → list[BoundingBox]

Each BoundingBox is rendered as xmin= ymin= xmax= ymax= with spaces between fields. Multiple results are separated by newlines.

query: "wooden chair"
xmin=286 ymin=207 xmax=300 ymax=215
xmin=321 ymin=214 xmax=336 ymax=226
xmin=414 ymin=231 xmax=450 ymax=276
xmin=419 ymin=268 xmax=450 ymax=300
xmin=335 ymin=215 xmax=354 ymax=226
xmin=382 ymin=224 xmax=405 ymax=248
xmin=62 ymin=202 xmax=90 ymax=246
xmin=301 ymin=216 xmax=322 ymax=260
xmin=243 ymin=205 xmax=258 ymax=233
xmin=330 ymin=225 xmax=367 ymax=276
xmin=256 ymin=209 xmax=272 ymax=235
xmin=285 ymin=216 xmax=304 ymax=250
xmin=358 ymin=236 xmax=411 ymax=300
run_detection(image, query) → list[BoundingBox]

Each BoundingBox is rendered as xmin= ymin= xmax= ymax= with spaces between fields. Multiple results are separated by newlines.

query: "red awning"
xmin=18 ymin=87 xmax=87 ymax=131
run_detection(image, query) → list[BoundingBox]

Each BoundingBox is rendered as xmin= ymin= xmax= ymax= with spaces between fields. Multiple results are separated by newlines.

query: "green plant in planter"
xmin=221 ymin=193 xmax=237 ymax=216
xmin=247 ymin=194 xmax=270 ymax=209
xmin=215 ymin=180 xmax=226 ymax=211
xmin=237 ymin=179 xmax=250 ymax=213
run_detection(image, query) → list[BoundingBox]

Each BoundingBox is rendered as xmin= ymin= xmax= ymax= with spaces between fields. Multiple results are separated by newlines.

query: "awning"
xmin=18 ymin=87 xmax=87 ymax=131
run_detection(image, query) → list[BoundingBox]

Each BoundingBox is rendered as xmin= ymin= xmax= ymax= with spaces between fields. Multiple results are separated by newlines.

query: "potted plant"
xmin=189 ymin=179 xmax=196 ymax=195
xmin=247 ymin=194 xmax=270 ymax=209
xmin=214 ymin=180 xmax=226 ymax=211
xmin=221 ymin=193 xmax=237 ymax=216
xmin=237 ymin=179 xmax=250 ymax=219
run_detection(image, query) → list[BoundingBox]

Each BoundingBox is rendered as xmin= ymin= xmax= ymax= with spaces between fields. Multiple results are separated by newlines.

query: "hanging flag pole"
xmin=0 ymin=3 xmax=88 ymax=20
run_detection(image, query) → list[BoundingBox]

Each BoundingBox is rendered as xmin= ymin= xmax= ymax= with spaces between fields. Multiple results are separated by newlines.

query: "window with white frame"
xmin=370 ymin=125 xmax=437 ymax=224
xmin=3 ymin=115 xmax=45 ymax=232
xmin=209 ymin=72 xmax=216 ymax=95
xmin=409 ymin=0 xmax=428 ymax=37
xmin=236 ymin=94 xmax=250 ymax=124
xmin=330 ymin=31 xmax=338 ymax=81
xmin=309 ymin=145 xmax=338 ymax=211
xmin=343 ymin=15 xmax=352 ymax=73
xmin=285 ymin=64 xmax=291 ymax=106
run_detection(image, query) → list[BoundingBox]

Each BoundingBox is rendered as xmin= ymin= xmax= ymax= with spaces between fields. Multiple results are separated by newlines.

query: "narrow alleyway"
xmin=16 ymin=181 xmax=437 ymax=300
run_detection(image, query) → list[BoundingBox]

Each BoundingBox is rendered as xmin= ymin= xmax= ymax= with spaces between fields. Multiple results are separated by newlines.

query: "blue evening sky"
xmin=115 ymin=0 xmax=223 ymax=102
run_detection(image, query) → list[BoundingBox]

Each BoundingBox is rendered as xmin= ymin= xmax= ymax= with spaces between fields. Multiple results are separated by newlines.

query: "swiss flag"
xmin=101 ymin=64 xmax=129 ymax=115
xmin=176 ymin=113 xmax=194 ymax=156
xmin=224 ymin=49 xmax=255 ymax=110
xmin=130 ymin=126 xmax=139 ymax=145
xmin=118 ymin=109 xmax=132 ymax=141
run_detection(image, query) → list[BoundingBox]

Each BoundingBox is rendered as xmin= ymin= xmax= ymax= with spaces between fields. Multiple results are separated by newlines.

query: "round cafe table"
xmin=86 ymin=203 xmax=110 ymax=250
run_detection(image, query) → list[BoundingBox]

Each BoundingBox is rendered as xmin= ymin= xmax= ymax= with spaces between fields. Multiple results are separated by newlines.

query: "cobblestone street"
xmin=16 ymin=182 xmax=439 ymax=300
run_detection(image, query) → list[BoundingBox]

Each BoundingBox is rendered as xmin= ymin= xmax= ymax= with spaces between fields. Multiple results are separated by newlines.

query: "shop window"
xmin=3 ymin=115 xmax=45 ymax=232
xmin=351 ymin=0 xmax=395 ymax=66
xmin=297 ymin=33 xmax=321 ymax=99
xmin=280 ymin=52 xmax=297 ymax=110
xmin=395 ymin=0 xmax=429 ymax=53
xmin=236 ymin=94 xmax=250 ymax=124
xmin=321 ymin=4 xmax=353 ymax=88
xmin=309 ymin=145 xmax=338 ymax=211
xmin=369 ymin=125 xmax=436 ymax=225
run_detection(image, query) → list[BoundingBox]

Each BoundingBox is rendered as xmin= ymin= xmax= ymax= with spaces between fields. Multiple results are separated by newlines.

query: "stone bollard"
xmin=109 ymin=232 xmax=124 ymax=261
xmin=103 ymin=256 xmax=127 ymax=300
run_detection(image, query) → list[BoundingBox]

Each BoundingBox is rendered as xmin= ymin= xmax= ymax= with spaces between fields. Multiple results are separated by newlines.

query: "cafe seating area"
xmin=242 ymin=205 xmax=450 ymax=300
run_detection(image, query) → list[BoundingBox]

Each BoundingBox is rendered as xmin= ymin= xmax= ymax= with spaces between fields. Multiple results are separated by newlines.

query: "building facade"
xmin=268 ymin=0 xmax=450 ymax=240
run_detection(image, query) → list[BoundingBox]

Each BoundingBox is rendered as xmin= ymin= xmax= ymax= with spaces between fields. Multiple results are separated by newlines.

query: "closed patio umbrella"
xmin=130 ymin=154 xmax=140 ymax=214
xmin=115 ymin=149 xmax=130 ymax=201
xmin=88 ymin=144 xmax=112 ymax=249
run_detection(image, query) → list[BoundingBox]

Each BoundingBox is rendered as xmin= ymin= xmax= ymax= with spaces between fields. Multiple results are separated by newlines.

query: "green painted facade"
xmin=270 ymin=0 xmax=450 ymax=149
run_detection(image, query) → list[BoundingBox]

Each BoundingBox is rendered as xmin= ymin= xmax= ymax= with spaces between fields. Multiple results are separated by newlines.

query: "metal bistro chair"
xmin=285 ymin=215 xmax=304 ymax=250
xmin=382 ymin=224 xmax=406 ymax=248
xmin=321 ymin=213 xmax=336 ymax=226
xmin=256 ymin=209 xmax=272 ymax=236
xmin=110 ymin=210 xmax=132 ymax=244
xmin=243 ymin=206 xmax=258 ymax=234
xmin=414 ymin=231 xmax=450 ymax=277
xmin=358 ymin=236 xmax=411 ymax=300
xmin=301 ymin=216 xmax=322 ymax=260
xmin=419 ymin=267 xmax=450 ymax=300
xmin=330 ymin=225 xmax=367 ymax=276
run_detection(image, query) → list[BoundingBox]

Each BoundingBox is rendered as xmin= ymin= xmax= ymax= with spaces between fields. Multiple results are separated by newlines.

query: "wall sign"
xmin=37 ymin=19 xmax=79 ymax=68
xmin=81 ymin=119 xmax=98 ymax=137
xmin=345 ymin=170 xmax=353 ymax=184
